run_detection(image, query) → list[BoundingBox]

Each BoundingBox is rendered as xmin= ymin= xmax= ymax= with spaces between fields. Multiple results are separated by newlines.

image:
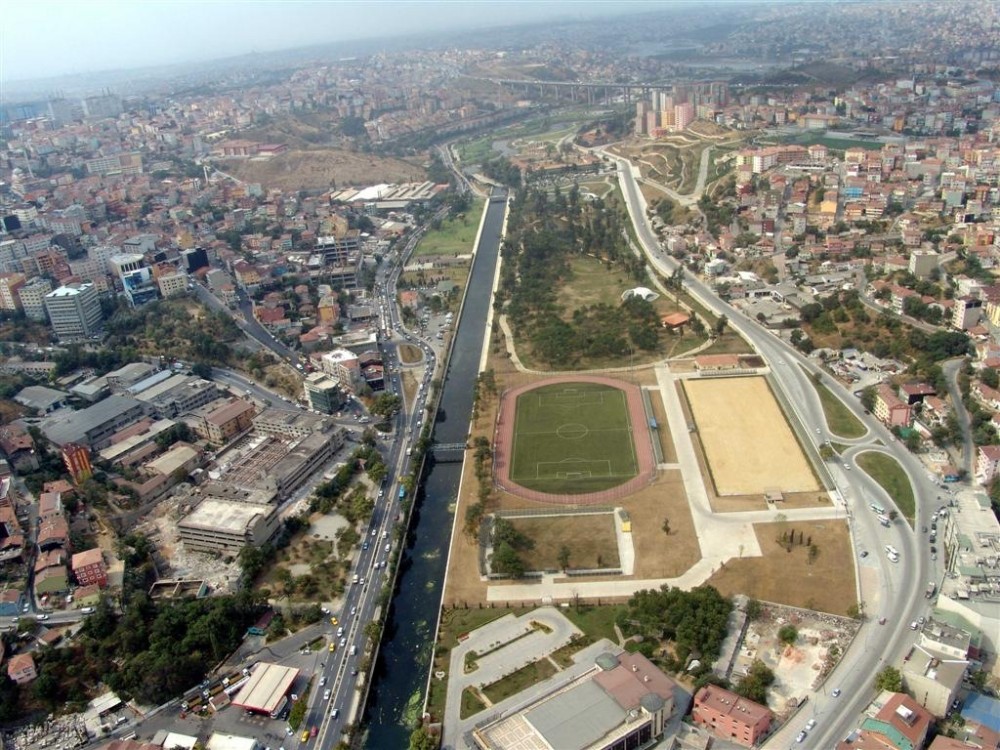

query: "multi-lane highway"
xmin=305 ymin=205 xmax=450 ymax=748
xmin=609 ymin=153 xmax=945 ymax=747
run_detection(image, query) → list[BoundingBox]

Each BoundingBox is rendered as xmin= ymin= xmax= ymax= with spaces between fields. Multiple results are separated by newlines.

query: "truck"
xmin=925 ymin=581 xmax=936 ymax=599
xmin=269 ymin=694 xmax=288 ymax=719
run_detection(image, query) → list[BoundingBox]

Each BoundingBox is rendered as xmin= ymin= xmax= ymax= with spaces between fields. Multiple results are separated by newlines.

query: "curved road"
xmin=610 ymin=151 xmax=943 ymax=748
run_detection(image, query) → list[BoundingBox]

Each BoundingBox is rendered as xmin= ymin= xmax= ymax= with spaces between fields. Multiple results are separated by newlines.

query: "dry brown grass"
xmin=509 ymin=515 xmax=620 ymax=571
xmin=398 ymin=344 xmax=423 ymax=365
xmin=401 ymin=370 xmax=420 ymax=410
xmin=0 ymin=400 xmax=28 ymax=425
xmin=706 ymin=520 xmax=857 ymax=615
xmin=225 ymin=148 xmax=425 ymax=191
xmin=263 ymin=363 xmax=304 ymax=399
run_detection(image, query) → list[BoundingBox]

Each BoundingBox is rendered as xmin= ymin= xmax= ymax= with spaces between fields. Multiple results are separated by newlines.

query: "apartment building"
xmin=975 ymin=444 xmax=1000 ymax=486
xmin=71 ymin=547 xmax=107 ymax=587
xmin=691 ymin=685 xmax=773 ymax=747
xmin=43 ymin=282 xmax=103 ymax=341
xmin=157 ymin=271 xmax=188 ymax=298
xmin=874 ymin=383 xmax=912 ymax=428
xmin=952 ymin=296 xmax=983 ymax=330
xmin=837 ymin=692 xmax=933 ymax=750
xmin=188 ymin=398 xmax=256 ymax=444
xmin=6 ymin=654 xmax=37 ymax=685
xmin=318 ymin=348 xmax=360 ymax=389
xmin=902 ymin=617 xmax=973 ymax=717
xmin=0 ymin=273 xmax=26 ymax=312
xmin=303 ymin=372 xmax=346 ymax=414
xmin=17 ymin=276 xmax=52 ymax=321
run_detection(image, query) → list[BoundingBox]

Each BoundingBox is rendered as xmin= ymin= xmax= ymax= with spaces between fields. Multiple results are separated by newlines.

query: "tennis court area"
xmin=509 ymin=382 xmax=639 ymax=494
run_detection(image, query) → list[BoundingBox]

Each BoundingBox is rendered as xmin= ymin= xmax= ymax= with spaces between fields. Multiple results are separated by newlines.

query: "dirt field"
xmin=683 ymin=377 xmax=819 ymax=496
xmin=734 ymin=603 xmax=859 ymax=714
xmin=225 ymin=148 xmax=425 ymax=191
xmin=508 ymin=515 xmax=620 ymax=571
xmin=706 ymin=519 xmax=857 ymax=616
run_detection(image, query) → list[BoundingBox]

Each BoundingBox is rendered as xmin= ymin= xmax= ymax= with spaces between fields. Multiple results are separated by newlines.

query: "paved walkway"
xmin=442 ymin=608 xmax=582 ymax=746
xmin=486 ymin=363 xmax=846 ymax=603
xmin=614 ymin=513 xmax=636 ymax=575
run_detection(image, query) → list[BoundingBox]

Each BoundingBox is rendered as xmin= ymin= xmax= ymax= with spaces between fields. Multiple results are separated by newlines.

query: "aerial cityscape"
xmin=0 ymin=1 xmax=999 ymax=750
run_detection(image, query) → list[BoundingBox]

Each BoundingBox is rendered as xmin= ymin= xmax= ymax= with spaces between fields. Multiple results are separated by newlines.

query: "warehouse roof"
xmin=231 ymin=663 xmax=298 ymax=713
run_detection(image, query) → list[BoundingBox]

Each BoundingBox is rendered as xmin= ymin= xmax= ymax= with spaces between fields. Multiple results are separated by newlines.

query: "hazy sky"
xmin=1 ymin=0 xmax=664 ymax=83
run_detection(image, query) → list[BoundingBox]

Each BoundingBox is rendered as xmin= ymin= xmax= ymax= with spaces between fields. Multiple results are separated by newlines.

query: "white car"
xmin=323 ymin=689 xmax=331 ymax=701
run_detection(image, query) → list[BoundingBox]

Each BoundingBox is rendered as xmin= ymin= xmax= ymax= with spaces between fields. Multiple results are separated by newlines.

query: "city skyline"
xmin=1 ymin=0 xmax=675 ymax=84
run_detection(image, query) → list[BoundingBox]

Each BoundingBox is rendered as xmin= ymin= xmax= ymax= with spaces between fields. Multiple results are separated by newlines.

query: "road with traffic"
xmin=610 ymin=152 xmax=945 ymax=748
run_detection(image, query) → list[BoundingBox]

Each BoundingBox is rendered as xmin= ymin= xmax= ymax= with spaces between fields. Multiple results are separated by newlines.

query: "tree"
xmin=557 ymin=545 xmax=571 ymax=570
xmin=191 ymin=362 xmax=213 ymax=380
xmin=661 ymin=517 xmax=671 ymax=535
xmin=777 ymin=625 xmax=798 ymax=646
xmin=370 ymin=393 xmax=402 ymax=417
xmin=410 ymin=727 xmax=439 ymax=750
xmin=714 ymin=314 xmax=728 ymax=337
xmin=983 ymin=368 xmax=999 ymax=389
xmin=860 ymin=386 xmax=877 ymax=413
xmin=874 ymin=666 xmax=903 ymax=692
xmin=734 ymin=659 xmax=774 ymax=704
xmin=746 ymin=599 xmax=763 ymax=621
xmin=491 ymin=543 xmax=525 ymax=578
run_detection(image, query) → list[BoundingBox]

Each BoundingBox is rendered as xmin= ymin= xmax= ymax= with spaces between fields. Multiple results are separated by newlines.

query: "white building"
xmin=318 ymin=348 xmax=360 ymax=389
xmin=43 ymin=283 xmax=103 ymax=341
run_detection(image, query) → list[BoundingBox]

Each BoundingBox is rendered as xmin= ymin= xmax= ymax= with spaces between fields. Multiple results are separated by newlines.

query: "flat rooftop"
xmin=231 ymin=663 xmax=298 ymax=713
xmin=178 ymin=498 xmax=270 ymax=535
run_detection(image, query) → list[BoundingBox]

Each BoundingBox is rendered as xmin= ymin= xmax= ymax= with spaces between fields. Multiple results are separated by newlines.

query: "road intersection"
xmin=609 ymin=150 xmax=946 ymax=747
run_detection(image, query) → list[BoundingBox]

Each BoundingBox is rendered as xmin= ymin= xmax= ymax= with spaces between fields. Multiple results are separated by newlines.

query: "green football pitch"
xmin=509 ymin=382 xmax=639 ymax=494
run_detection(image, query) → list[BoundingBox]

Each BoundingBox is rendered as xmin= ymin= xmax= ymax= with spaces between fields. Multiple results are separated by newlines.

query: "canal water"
xmin=362 ymin=197 xmax=507 ymax=748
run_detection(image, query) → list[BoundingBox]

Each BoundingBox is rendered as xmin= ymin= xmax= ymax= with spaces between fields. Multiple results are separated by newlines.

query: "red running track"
xmin=493 ymin=374 xmax=656 ymax=505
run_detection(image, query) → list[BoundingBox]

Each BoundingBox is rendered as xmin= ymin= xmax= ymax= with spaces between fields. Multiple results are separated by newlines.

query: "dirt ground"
xmin=224 ymin=148 xmax=425 ymax=191
xmin=706 ymin=520 xmax=857 ymax=616
xmin=733 ymin=603 xmax=860 ymax=715
xmin=683 ymin=377 xmax=819 ymax=496
xmin=509 ymin=515 xmax=621 ymax=571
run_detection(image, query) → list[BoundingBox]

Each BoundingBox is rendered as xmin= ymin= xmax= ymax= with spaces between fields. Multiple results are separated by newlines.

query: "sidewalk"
xmin=484 ymin=363 xmax=843 ymax=604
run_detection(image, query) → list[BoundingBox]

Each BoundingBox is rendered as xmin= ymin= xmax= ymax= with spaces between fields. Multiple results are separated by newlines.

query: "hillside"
xmin=225 ymin=148 xmax=426 ymax=191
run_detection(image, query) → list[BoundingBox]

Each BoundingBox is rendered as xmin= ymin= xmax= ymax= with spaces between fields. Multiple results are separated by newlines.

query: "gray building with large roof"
xmin=472 ymin=651 xmax=675 ymax=750
xmin=39 ymin=394 xmax=147 ymax=449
